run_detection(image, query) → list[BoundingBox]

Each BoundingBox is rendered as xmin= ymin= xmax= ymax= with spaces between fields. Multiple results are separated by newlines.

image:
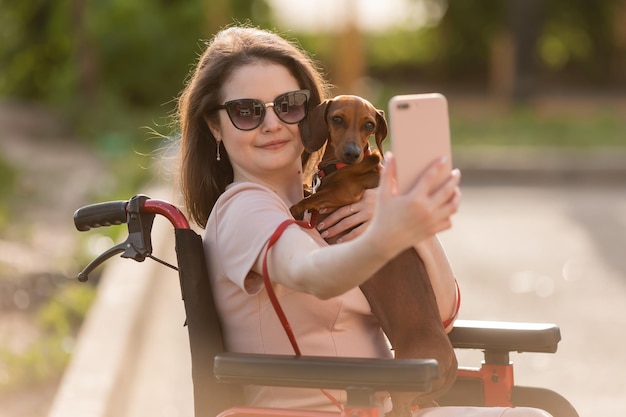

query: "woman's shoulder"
xmin=205 ymin=181 xmax=295 ymax=252
xmin=221 ymin=182 xmax=283 ymax=205
xmin=213 ymin=182 xmax=290 ymax=219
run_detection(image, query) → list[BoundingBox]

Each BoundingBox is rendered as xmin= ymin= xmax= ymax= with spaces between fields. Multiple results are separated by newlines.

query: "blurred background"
xmin=0 ymin=1 xmax=625 ymax=416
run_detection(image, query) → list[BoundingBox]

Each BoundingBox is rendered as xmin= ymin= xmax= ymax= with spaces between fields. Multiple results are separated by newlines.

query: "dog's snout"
xmin=343 ymin=143 xmax=362 ymax=163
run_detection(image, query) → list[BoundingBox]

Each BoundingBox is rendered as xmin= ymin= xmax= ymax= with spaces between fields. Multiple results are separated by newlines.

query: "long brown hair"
xmin=177 ymin=26 xmax=329 ymax=228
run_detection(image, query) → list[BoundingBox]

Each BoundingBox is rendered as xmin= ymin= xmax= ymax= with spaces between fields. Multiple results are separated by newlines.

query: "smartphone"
xmin=388 ymin=93 xmax=452 ymax=193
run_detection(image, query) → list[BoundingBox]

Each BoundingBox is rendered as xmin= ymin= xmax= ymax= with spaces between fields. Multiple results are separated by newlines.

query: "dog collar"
xmin=317 ymin=162 xmax=348 ymax=178
xmin=316 ymin=146 xmax=372 ymax=178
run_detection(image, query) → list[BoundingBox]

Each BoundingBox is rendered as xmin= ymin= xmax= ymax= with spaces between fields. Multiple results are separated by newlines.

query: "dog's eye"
xmin=364 ymin=121 xmax=376 ymax=132
xmin=331 ymin=116 xmax=344 ymax=126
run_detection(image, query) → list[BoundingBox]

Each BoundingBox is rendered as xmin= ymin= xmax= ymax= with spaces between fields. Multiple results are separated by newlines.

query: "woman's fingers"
xmin=430 ymin=168 xmax=461 ymax=205
xmin=395 ymin=161 xmax=461 ymax=240
xmin=333 ymin=222 xmax=368 ymax=243
xmin=318 ymin=205 xmax=358 ymax=238
xmin=413 ymin=156 xmax=451 ymax=197
xmin=317 ymin=204 xmax=352 ymax=232
xmin=318 ymin=189 xmax=377 ymax=240
xmin=426 ymin=178 xmax=462 ymax=235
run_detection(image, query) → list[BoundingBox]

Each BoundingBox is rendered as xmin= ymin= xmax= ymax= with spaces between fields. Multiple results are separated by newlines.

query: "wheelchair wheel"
xmin=511 ymin=386 xmax=579 ymax=417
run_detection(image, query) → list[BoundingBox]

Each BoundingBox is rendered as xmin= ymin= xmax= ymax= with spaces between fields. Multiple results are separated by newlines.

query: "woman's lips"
xmin=258 ymin=139 xmax=289 ymax=150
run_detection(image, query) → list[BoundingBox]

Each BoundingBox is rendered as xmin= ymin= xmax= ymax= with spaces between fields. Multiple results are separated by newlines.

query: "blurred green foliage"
xmin=540 ymin=0 xmax=619 ymax=80
xmin=297 ymin=1 xmax=624 ymax=88
xmin=426 ymin=0 xmax=620 ymax=81
xmin=0 ymin=283 xmax=96 ymax=392
xmin=0 ymin=156 xmax=18 ymax=229
xmin=0 ymin=0 xmax=271 ymax=140
xmin=450 ymin=109 xmax=626 ymax=147
xmin=36 ymin=283 xmax=96 ymax=337
xmin=0 ymin=0 xmax=72 ymax=101
xmin=0 ymin=0 xmax=624 ymax=146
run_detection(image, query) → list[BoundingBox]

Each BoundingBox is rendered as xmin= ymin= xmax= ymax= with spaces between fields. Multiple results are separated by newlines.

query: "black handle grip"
xmin=74 ymin=200 xmax=128 ymax=231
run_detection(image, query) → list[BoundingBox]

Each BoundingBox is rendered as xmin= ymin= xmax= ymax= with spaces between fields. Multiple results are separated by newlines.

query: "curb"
xmin=47 ymin=191 xmax=192 ymax=417
xmin=47 ymin=245 xmax=159 ymax=417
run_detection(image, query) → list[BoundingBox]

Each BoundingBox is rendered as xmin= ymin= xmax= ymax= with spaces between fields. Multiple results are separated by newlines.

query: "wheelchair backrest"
xmin=174 ymin=228 xmax=244 ymax=416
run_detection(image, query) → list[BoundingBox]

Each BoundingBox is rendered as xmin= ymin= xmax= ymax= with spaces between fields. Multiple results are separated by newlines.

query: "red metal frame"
xmin=216 ymin=408 xmax=341 ymax=417
xmin=142 ymin=199 xmax=190 ymax=229
xmin=457 ymin=363 xmax=515 ymax=407
xmin=215 ymin=406 xmax=379 ymax=417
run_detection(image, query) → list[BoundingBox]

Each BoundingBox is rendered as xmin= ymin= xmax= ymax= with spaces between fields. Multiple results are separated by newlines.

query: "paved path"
xmin=440 ymin=180 xmax=626 ymax=417
xmin=48 ymin=179 xmax=626 ymax=417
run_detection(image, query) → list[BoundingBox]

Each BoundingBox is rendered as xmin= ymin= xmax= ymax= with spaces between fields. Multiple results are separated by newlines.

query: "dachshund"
xmin=291 ymin=95 xmax=458 ymax=417
xmin=290 ymin=95 xmax=386 ymax=225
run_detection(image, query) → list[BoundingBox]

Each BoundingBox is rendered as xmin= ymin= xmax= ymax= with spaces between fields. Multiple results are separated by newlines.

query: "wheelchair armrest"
xmin=214 ymin=352 xmax=439 ymax=393
xmin=449 ymin=320 xmax=561 ymax=354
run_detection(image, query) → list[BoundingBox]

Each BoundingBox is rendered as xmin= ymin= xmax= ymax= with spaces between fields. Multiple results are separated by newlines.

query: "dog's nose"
xmin=343 ymin=143 xmax=361 ymax=163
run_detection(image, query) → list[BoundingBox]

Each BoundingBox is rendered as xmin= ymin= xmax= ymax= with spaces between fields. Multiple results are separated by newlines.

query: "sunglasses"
xmin=215 ymin=89 xmax=310 ymax=131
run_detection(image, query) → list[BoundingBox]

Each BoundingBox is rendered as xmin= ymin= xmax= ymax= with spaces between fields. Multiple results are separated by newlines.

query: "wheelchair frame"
xmin=74 ymin=194 xmax=579 ymax=417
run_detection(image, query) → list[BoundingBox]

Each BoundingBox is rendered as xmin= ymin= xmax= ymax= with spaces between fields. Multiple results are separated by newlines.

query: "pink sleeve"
xmin=210 ymin=183 xmax=294 ymax=294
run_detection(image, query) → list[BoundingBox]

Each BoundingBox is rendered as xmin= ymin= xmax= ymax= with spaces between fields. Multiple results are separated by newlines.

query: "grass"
xmin=372 ymin=83 xmax=626 ymax=149
xmin=449 ymin=109 xmax=626 ymax=148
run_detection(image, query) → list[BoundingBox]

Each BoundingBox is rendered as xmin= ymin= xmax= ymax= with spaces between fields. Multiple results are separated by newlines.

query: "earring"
xmin=216 ymin=139 xmax=221 ymax=161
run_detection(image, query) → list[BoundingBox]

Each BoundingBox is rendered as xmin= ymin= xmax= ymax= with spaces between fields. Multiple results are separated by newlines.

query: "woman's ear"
xmin=204 ymin=114 xmax=221 ymax=141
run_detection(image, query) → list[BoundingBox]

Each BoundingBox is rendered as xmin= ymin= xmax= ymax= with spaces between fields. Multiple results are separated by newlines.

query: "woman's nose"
xmin=261 ymin=107 xmax=282 ymax=131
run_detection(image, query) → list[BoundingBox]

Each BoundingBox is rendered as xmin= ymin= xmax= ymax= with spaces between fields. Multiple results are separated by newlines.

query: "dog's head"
xmin=299 ymin=95 xmax=388 ymax=164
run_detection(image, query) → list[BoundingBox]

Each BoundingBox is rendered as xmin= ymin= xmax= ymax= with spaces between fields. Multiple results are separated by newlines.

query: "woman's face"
xmin=209 ymin=61 xmax=305 ymax=184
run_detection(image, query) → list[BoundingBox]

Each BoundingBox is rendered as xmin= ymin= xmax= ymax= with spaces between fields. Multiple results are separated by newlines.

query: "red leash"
xmin=262 ymin=216 xmax=344 ymax=411
xmin=262 ymin=218 xmax=313 ymax=356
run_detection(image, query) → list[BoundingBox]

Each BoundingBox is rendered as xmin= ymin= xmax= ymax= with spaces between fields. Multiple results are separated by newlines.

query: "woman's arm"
xmin=255 ymin=154 xmax=461 ymax=300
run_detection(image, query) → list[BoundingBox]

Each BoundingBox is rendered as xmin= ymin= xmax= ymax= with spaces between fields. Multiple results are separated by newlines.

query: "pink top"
xmin=204 ymin=182 xmax=392 ymax=411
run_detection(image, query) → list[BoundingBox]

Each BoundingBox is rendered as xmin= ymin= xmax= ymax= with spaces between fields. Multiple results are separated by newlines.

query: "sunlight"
xmin=267 ymin=0 xmax=447 ymax=33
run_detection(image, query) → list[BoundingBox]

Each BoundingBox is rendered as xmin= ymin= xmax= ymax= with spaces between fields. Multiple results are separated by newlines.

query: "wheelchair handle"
xmin=74 ymin=195 xmax=190 ymax=231
xmin=74 ymin=194 xmax=190 ymax=282
xmin=74 ymin=200 xmax=128 ymax=231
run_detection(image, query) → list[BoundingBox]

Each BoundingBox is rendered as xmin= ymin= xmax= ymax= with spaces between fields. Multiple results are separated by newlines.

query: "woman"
xmin=177 ymin=26 xmax=550 ymax=417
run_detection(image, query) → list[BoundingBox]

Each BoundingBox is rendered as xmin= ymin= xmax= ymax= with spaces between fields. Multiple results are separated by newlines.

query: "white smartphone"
xmin=388 ymin=93 xmax=453 ymax=193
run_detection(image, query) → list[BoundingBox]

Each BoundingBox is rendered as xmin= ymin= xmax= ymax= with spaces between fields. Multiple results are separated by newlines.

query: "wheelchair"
xmin=73 ymin=194 xmax=579 ymax=417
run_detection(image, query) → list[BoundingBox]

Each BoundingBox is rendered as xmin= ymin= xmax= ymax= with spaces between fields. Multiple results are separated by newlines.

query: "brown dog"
xmin=290 ymin=95 xmax=386 ymax=223
xmin=292 ymin=95 xmax=458 ymax=417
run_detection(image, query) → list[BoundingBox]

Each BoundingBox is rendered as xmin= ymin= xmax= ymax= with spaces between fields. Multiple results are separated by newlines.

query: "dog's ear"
xmin=373 ymin=109 xmax=388 ymax=154
xmin=299 ymin=99 xmax=331 ymax=152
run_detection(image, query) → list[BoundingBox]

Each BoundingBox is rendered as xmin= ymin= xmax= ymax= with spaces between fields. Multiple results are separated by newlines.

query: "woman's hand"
xmin=316 ymin=153 xmax=460 ymax=245
xmin=369 ymin=153 xmax=461 ymax=249
xmin=316 ymin=188 xmax=377 ymax=243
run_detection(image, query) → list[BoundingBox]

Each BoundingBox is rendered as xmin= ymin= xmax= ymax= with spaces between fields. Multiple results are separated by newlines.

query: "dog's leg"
xmin=290 ymin=154 xmax=381 ymax=219
xmin=359 ymin=249 xmax=458 ymax=417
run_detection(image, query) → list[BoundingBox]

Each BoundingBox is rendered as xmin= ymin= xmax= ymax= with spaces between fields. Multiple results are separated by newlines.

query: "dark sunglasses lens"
xmin=226 ymin=99 xmax=265 ymax=130
xmin=273 ymin=91 xmax=308 ymax=124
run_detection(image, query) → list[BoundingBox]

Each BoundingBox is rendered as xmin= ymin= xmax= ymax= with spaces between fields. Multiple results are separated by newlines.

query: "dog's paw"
xmin=364 ymin=151 xmax=382 ymax=165
xmin=289 ymin=204 xmax=305 ymax=220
